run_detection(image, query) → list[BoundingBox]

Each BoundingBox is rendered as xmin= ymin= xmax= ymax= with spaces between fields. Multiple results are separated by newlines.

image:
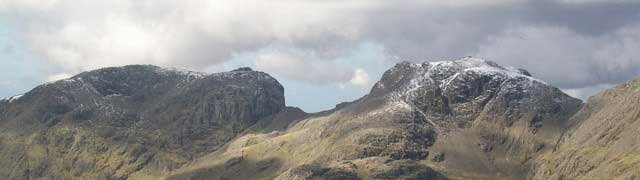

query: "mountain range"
xmin=0 ymin=57 xmax=638 ymax=180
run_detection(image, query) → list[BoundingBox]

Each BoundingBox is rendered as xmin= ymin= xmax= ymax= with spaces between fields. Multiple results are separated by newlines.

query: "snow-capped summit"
xmin=430 ymin=57 xmax=541 ymax=81
xmin=368 ymin=57 xmax=579 ymax=131
xmin=371 ymin=57 xmax=546 ymax=96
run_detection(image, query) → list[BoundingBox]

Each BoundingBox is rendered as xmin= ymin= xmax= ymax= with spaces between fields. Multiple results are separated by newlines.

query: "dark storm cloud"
xmin=526 ymin=0 xmax=640 ymax=35
xmin=358 ymin=0 xmax=640 ymax=59
xmin=349 ymin=0 xmax=640 ymax=93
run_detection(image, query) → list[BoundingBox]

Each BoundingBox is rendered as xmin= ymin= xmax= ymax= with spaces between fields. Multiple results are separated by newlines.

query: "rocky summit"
xmin=0 ymin=58 xmax=637 ymax=180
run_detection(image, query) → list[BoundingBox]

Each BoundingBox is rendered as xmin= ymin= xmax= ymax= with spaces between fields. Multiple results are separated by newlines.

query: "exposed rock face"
xmin=532 ymin=79 xmax=640 ymax=180
xmin=0 ymin=65 xmax=285 ymax=179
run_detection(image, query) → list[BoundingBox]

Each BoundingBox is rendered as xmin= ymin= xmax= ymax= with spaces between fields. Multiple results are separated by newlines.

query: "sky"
xmin=0 ymin=0 xmax=639 ymax=112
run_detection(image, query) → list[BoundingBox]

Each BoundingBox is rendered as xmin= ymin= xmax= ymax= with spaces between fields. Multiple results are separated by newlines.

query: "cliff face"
xmin=532 ymin=79 xmax=640 ymax=180
xmin=0 ymin=65 xmax=285 ymax=180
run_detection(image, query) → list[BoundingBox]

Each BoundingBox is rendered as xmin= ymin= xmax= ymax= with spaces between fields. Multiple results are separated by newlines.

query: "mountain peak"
xmin=421 ymin=57 xmax=537 ymax=81
xmin=372 ymin=57 xmax=545 ymax=95
xmin=232 ymin=67 xmax=253 ymax=72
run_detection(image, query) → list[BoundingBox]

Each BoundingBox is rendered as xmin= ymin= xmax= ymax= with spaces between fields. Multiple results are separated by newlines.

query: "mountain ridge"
xmin=1 ymin=58 xmax=638 ymax=180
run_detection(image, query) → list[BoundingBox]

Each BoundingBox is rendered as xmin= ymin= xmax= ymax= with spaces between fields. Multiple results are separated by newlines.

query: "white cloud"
xmin=559 ymin=0 xmax=639 ymax=4
xmin=46 ymin=73 xmax=72 ymax=82
xmin=0 ymin=0 xmax=568 ymax=76
xmin=350 ymin=68 xmax=370 ymax=87
xmin=254 ymin=48 xmax=355 ymax=84
xmin=2 ymin=0 xmax=371 ymax=76
xmin=0 ymin=0 xmax=58 ymax=11
xmin=3 ymin=0 xmax=639 ymax=87
xmin=562 ymin=83 xmax=616 ymax=101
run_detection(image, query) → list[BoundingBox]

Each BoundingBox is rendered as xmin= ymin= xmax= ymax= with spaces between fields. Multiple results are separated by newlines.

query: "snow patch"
xmin=413 ymin=57 xmax=545 ymax=92
xmin=384 ymin=57 xmax=549 ymax=105
xmin=157 ymin=67 xmax=207 ymax=79
xmin=465 ymin=67 xmax=545 ymax=84
xmin=5 ymin=94 xmax=24 ymax=103
xmin=440 ymin=72 xmax=461 ymax=91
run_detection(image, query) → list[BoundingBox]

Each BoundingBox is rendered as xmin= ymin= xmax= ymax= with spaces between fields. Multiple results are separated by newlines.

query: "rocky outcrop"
xmin=0 ymin=65 xmax=285 ymax=179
